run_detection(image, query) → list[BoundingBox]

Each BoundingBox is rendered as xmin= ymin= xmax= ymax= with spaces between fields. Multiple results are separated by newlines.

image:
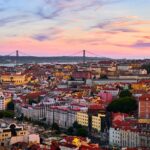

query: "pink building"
xmin=98 ymin=92 xmax=113 ymax=103
xmin=72 ymin=71 xmax=92 ymax=79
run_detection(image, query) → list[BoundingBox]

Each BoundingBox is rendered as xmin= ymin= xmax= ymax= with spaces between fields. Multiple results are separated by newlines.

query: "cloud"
xmin=92 ymin=15 xmax=150 ymax=31
xmin=0 ymin=15 xmax=28 ymax=26
xmin=32 ymin=27 xmax=63 ymax=41
xmin=36 ymin=7 xmax=61 ymax=20
xmin=92 ymin=22 xmax=110 ymax=29
xmin=32 ymin=34 xmax=49 ymax=41
xmin=113 ymin=40 xmax=150 ymax=48
xmin=36 ymin=0 xmax=73 ymax=20
xmin=112 ymin=28 xmax=139 ymax=33
xmin=112 ymin=20 xmax=150 ymax=27
xmin=143 ymin=36 xmax=150 ymax=40
xmin=36 ymin=0 xmax=123 ymax=20
xmin=90 ymin=16 xmax=149 ymax=39
xmin=132 ymin=40 xmax=150 ymax=48
xmin=91 ymin=16 xmax=128 ymax=29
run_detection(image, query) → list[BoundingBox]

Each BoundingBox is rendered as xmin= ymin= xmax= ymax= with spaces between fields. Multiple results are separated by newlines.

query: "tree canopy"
xmin=68 ymin=121 xmax=88 ymax=137
xmin=51 ymin=123 xmax=60 ymax=131
xmin=0 ymin=110 xmax=14 ymax=118
xmin=119 ymin=90 xmax=132 ymax=98
xmin=28 ymin=99 xmax=38 ymax=105
xmin=76 ymin=128 xmax=88 ymax=137
xmin=10 ymin=124 xmax=17 ymax=136
xmin=141 ymin=64 xmax=150 ymax=74
xmin=7 ymin=101 xmax=14 ymax=110
xmin=73 ymin=121 xmax=82 ymax=129
xmin=107 ymin=97 xmax=138 ymax=114
xmin=67 ymin=127 xmax=74 ymax=135
xmin=100 ymin=74 xmax=108 ymax=79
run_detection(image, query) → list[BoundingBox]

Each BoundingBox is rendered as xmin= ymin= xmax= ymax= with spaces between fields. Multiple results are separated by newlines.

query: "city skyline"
xmin=0 ymin=0 xmax=150 ymax=58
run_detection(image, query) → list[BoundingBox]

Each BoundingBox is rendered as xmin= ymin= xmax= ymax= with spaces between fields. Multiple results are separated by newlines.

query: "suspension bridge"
xmin=0 ymin=50 xmax=106 ymax=65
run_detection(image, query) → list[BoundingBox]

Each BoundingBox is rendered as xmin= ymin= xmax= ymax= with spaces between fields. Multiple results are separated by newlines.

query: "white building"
xmin=100 ymin=88 xmax=119 ymax=97
xmin=118 ymin=64 xmax=132 ymax=71
xmin=15 ymin=97 xmax=62 ymax=121
xmin=109 ymin=127 xmax=121 ymax=147
xmin=21 ymin=105 xmax=46 ymax=121
xmin=109 ymin=127 xmax=140 ymax=148
xmin=0 ymin=92 xmax=5 ymax=110
xmin=46 ymin=106 xmax=77 ymax=128
xmin=0 ymin=91 xmax=11 ymax=111
xmin=10 ymin=134 xmax=40 ymax=145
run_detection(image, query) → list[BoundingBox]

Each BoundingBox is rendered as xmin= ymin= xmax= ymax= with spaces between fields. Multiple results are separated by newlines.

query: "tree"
xmin=70 ymin=76 xmax=75 ymax=81
xmin=47 ymin=76 xmax=51 ymax=81
xmin=0 ymin=111 xmax=4 ymax=118
xmin=10 ymin=124 xmax=17 ymax=136
xmin=73 ymin=121 xmax=82 ymax=129
xmin=51 ymin=123 xmax=60 ymax=131
xmin=100 ymin=74 xmax=108 ymax=79
xmin=7 ymin=101 xmax=14 ymax=110
xmin=76 ymin=128 xmax=88 ymax=137
xmin=73 ymin=121 xmax=78 ymax=128
xmin=82 ymin=77 xmax=86 ymax=82
xmin=3 ymin=110 xmax=14 ymax=118
xmin=28 ymin=99 xmax=37 ymax=105
xmin=119 ymin=90 xmax=132 ymax=98
xmin=107 ymin=97 xmax=138 ymax=114
xmin=67 ymin=127 xmax=74 ymax=135
xmin=141 ymin=64 xmax=150 ymax=74
xmin=0 ymin=110 xmax=14 ymax=118
xmin=18 ymin=113 xmax=24 ymax=122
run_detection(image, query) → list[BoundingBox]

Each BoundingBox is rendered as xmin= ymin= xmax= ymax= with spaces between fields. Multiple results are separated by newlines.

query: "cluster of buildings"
xmin=0 ymin=121 xmax=40 ymax=148
xmin=0 ymin=60 xmax=149 ymax=149
xmin=109 ymin=116 xmax=150 ymax=148
xmin=109 ymin=94 xmax=150 ymax=148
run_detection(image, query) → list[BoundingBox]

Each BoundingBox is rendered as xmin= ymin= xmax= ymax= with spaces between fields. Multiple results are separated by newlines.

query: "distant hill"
xmin=0 ymin=56 xmax=111 ymax=64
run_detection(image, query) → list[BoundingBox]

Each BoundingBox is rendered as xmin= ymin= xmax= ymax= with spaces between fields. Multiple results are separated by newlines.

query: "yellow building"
xmin=77 ymin=112 xmax=88 ymax=127
xmin=92 ymin=114 xmax=105 ymax=131
xmin=0 ymin=131 xmax=11 ymax=142
xmin=138 ymin=119 xmax=150 ymax=124
xmin=64 ymin=65 xmax=73 ymax=70
xmin=0 ymin=123 xmax=28 ymax=143
xmin=0 ymin=74 xmax=32 ymax=85
xmin=63 ymin=75 xmax=70 ymax=80
xmin=77 ymin=112 xmax=106 ymax=132
xmin=130 ymin=63 xmax=141 ymax=69
xmin=132 ymin=83 xmax=147 ymax=91
xmin=4 ymin=97 xmax=11 ymax=110
xmin=53 ymin=72 xmax=64 ymax=78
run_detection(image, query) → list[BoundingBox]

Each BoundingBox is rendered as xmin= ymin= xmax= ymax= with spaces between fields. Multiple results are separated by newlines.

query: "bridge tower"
xmin=83 ymin=50 xmax=86 ymax=64
xmin=16 ymin=50 xmax=19 ymax=66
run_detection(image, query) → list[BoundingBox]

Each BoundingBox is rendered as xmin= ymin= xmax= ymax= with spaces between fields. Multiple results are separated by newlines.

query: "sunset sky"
xmin=0 ymin=0 xmax=150 ymax=58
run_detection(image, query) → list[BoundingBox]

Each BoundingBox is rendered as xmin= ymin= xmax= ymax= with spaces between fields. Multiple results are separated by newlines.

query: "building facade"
xmin=139 ymin=94 xmax=150 ymax=123
xmin=46 ymin=107 xmax=77 ymax=128
xmin=109 ymin=127 xmax=140 ymax=148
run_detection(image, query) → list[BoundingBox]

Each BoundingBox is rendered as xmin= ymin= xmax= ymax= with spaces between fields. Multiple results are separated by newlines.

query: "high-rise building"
xmin=139 ymin=94 xmax=150 ymax=123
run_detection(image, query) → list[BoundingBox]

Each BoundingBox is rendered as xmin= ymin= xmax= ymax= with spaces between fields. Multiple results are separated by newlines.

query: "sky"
xmin=0 ymin=0 xmax=150 ymax=58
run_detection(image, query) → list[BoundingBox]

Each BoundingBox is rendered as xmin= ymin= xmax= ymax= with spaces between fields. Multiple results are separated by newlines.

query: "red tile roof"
xmin=139 ymin=94 xmax=150 ymax=101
